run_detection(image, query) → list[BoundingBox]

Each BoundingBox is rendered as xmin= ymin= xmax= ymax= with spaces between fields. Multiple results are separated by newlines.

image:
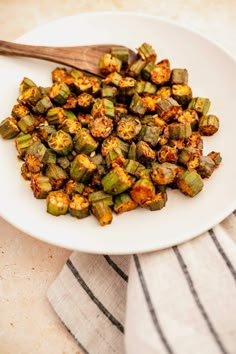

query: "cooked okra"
xmin=0 ymin=42 xmax=222 ymax=226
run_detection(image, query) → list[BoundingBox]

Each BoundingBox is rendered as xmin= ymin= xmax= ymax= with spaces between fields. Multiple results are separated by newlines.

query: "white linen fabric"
xmin=48 ymin=212 xmax=236 ymax=354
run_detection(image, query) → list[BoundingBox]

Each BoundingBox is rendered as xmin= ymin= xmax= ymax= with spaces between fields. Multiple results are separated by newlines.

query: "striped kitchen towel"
xmin=47 ymin=211 xmax=236 ymax=354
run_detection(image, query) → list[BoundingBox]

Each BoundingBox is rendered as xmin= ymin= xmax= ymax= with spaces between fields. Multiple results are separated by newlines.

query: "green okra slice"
xmin=46 ymin=163 xmax=68 ymax=190
xmin=33 ymin=96 xmax=53 ymax=114
xmin=0 ymin=117 xmax=20 ymax=139
xmin=155 ymin=97 xmax=181 ymax=122
xmin=138 ymin=125 xmax=161 ymax=147
xmin=101 ymin=85 xmax=118 ymax=101
xmin=197 ymin=156 xmax=216 ymax=178
xmin=156 ymin=86 xmax=172 ymax=100
xmin=19 ymin=77 xmax=37 ymax=93
xmin=49 ymin=82 xmax=71 ymax=105
xmin=185 ymin=132 xmax=203 ymax=150
xmin=48 ymin=130 xmax=73 ymax=156
xmin=168 ymin=122 xmax=192 ymax=139
xmin=151 ymin=163 xmax=178 ymax=185
xmin=77 ymin=113 xmax=93 ymax=127
xmin=178 ymin=147 xmax=201 ymax=170
xmin=101 ymin=166 xmax=133 ymax=195
xmin=91 ymin=201 xmax=113 ymax=226
xmin=77 ymin=93 xmax=94 ymax=112
xmin=150 ymin=59 xmax=171 ymax=85
xmin=51 ymin=67 xmax=68 ymax=83
xmin=147 ymin=191 xmax=167 ymax=211
xmin=15 ymin=133 xmax=33 ymax=157
xmin=171 ymin=84 xmax=192 ymax=106
xmin=177 ymin=170 xmax=203 ymax=197
xmin=69 ymin=194 xmax=90 ymax=219
xmin=136 ymin=140 xmax=156 ymax=164
xmin=177 ymin=109 xmax=199 ymax=131
xmin=188 ymin=97 xmax=211 ymax=117
xmin=57 ymin=156 xmax=70 ymax=170
xmin=110 ymin=47 xmax=129 ymax=68
xmin=117 ymin=115 xmax=142 ymax=141
xmin=11 ymin=104 xmax=30 ymax=120
xmin=127 ymin=59 xmax=146 ymax=78
xmin=105 ymin=148 xmax=126 ymax=168
xmin=128 ymin=142 xmax=136 ymax=160
xmin=64 ymin=180 xmax=84 ymax=197
xmin=25 ymin=141 xmax=48 ymax=172
xmin=170 ymin=69 xmax=188 ymax=85
xmin=114 ymin=192 xmax=137 ymax=214
xmin=46 ymin=107 xmax=66 ymax=125
xmin=137 ymin=42 xmax=157 ymax=63
xmin=198 ymin=115 xmax=219 ymax=136
xmin=92 ymin=98 xmax=114 ymax=118
xmin=61 ymin=118 xmax=81 ymax=136
xmin=143 ymin=82 xmax=157 ymax=95
xmin=118 ymin=77 xmax=136 ymax=96
xmin=18 ymin=114 xmax=38 ymax=134
xmin=89 ymin=117 xmax=113 ymax=139
xmin=70 ymin=154 xmax=97 ymax=183
xmin=142 ymin=62 xmax=156 ymax=81
xmin=18 ymin=86 xmax=42 ymax=106
xmin=88 ymin=190 xmax=113 ymax=206
xmin=130 ymin=177 xmax=155 ymax=206
xmin=47 ymin=191 xmax=70 ymax=216
xmin=207 ymin=151 xmax=222 ymax=167
xmin=103 ymin=72 xmax=123 ymax=87
xmin=101 ymin=136 xmax=129 ymax=157
xmin=157 ymin=145 xmax=178 ymax=163
xmin=99 ymin=53 xmax=122 ymax=76
xmin=124 ymin=159 xmax=145 ymax=177
xmin=30 ymin=174 xmax=52 ymax=199
xmin=38 ymin=125 xmax=56 ymax=142
xmin=73 ymin=128 xmax=98 ymax=155
xmin=129 ymin=93 xmax=147 ymax=116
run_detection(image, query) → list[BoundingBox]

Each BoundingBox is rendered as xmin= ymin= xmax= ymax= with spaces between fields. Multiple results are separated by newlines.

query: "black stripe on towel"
xmin=64 ymin=319 xmax=90 ymax=354
xmin=133 ymin=254 xmax=174 ymax=354
xmin=104 ymin=255 xmax=128 ymax=282
xmin=173 ymin=246 xmax=228 ymax=354
xmin=66 ymin=259 xmax=124 ymax=334
xmin=209 ymin=229 xmax=236 ymax=284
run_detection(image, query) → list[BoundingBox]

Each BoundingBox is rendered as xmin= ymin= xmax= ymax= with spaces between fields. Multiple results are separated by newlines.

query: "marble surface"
xmin=0 ymin=1 xmax=235 ymax=353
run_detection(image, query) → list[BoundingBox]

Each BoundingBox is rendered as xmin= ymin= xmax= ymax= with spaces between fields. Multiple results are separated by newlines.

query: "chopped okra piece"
xmin=114 ymin=193 xmax=137 ymax=214
xmin=64 ymin=180 xmax=84 ymax=196
xmin=30 ymin=174 xmax=52 ymax=199
xmin=18 ymin=86 xmax=42 ymax=106
xmin=168 ymin=122 xmax=192 ymax=139
xmin=177 ymin=170 xmax=203 ymax=197
xmin=124 ymin=159 xmax=145 ymax=177
xmin=136 ymin=140 xmax=156 ymax=164
xmin=25 ymin=141 xmax=48 ymax=172
xmin=105 ymin=148 xmax=126 ymax=168
xmin=142 ymin=95 xmax=159 ymax=113
xmin=57 ymin=156 xmax=70 ymax=170
xmin=142 ymin=62 xmax=156 ymax=81
xmin=111 ymin=47 xmax=129 ymax=68
xmin=65 ymin=110 xmax=77 ymax=120
xmin=156 ymin=97 xmax=181 ymax=122
xmin=185 ymin=132 xmax=203 ymax=150
xmin=171 ymin=84 xmax=192 ymax=106
xmin=207 ymin=151 xmax=222 ymax=167
xmin=101 ymin=85 xmax=118 ymax=101
xmin=151 ymin=162 xmax=178 ymax=185
xmin=198 ymin=115 xmax=219 ymax=136
xmin=51 ymin=67 xmax=68 ymax=83
xmin=117 ymin=115 xmax=142 ymax=141
xmin=92 ymin=98 xmax=114 ymax=118
xmin=0 ymin=117 xmax=20 ymax=139
xmin=77 ymin=93 xmax=94 ymax=112
xmin=135 ymin=80 xmax=145 ymax=95
xmin=101 ymin=136 xmax=129 ymax=157
xmin=46 ymin=163 xmax=68 ymax=190
xmin=197 ymin=156 xmax=215 ymax=178
xmin=48 ymin=130 xmax=73 ymax=156
xmin=178 ymin=147 xmax=201 ymax=170
xmin=89 ymin=76 xmax=102 ymax=97
xmin=170 ymin=69 xmax=188 ymax=85
xmin=46 ymin=107 xmax=66 ymax=125
xmin=74 ymin=76 xmax=93 ymax=94
xmin=70 ymin=154 xmax=97 ymax=183
xmin=61 ymin=118 xmax=81 ymax=136
xmin=38 ymin=125 xmax=56 ymax=142
xmin=47 ymin=191 xmax=70 ymax=216
xmin=11 ymin=104 xmax=30 ymax=120
xmin=49 ymin=82 xmax=70 ymax=105
xmin=18 ymin=114 xmax=37 ymax=134
xmin=34 ymin=96 xmax=53 ymax=114
xmin=73 ymin=128 xmax=98 ymax=155
xmin=140 ymin=114 xmax=155 ymax=126
xmin=137 ymin=42 xmax=157 ymax=63
xmin=45 ymin=149 xmax=57 ymax=164
xmin=147 ymin=192 xmax=167 ymax=211
xmin=69 ymin=194 xmax=90 ymax=219
xmin=153 ymin=115 xmax=167 ymax=132
xmin=101 ymin=166 xmax=133 ymax=195
xmin=128 ymin=142 xmax=136 ymax=160
xmin=19 ymin=77 xmax=37 ymax=93
xmin=177 ymin=109 xmax=199 ymax=131
xmin=156 ymin=86 xmax=172 ymax=100
xmin=88 ymin=190 xmax=113 ymax=206
xmin=127 ymin=59 xmax=146 ymax=78
xmin=138 ymin=125 xmax=161 ymax=147
xmin=99 ymin=53 xmax=122 ymax=76
xmin=77 ymin=113 xmax=93 ymax=127
xmin=102 ymin=72 xmax=123 ymax=87
xmin=15 ymin=133 xmax=33 ymax=157
xmin=63 ymin=94 xmax=78 ymax=109
xmin=143 ymin=82 xmax=157 ymax=95
xmin=89 ymin=117 xmax=113 ymax=139
xmin=92 ymin=201 xmax=113 ymax=226
xmin=157 ymin=145 xmax=178 ymax=163
xmin=21 ymin=162 xmax=32 ymax=180
xmin=158 ymin=134 xmax=169 ymax=147
xmin=130 ymin=177 xmax=155 ymax=206
xmin=119 ymin=77 xmax=136 ymax=96
xmin=150 ymin=60 xmax=171 ymax=85
xmin=188 ymin=97 xmax=211 ymax=116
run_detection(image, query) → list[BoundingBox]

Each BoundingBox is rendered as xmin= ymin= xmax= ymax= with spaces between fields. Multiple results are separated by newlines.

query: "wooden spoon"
xmin=0 ymin=40 xmax=136 ymax=76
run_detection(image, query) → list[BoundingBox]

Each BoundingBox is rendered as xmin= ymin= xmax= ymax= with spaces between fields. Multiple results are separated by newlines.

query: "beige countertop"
xmin=0 ymin=1 xmax=235 ymax=353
